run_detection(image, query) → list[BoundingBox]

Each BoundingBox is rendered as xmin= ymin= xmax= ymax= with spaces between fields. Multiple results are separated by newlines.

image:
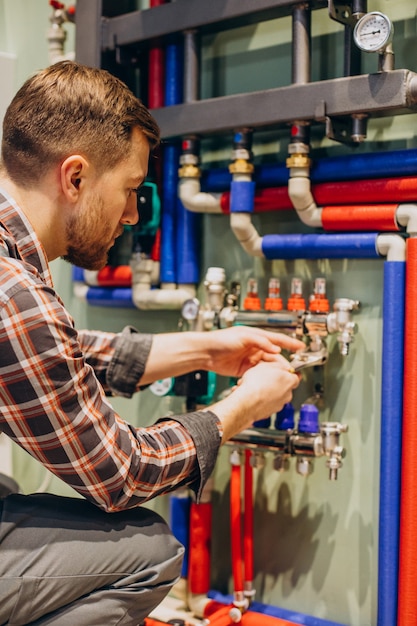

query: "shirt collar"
xmin=0 ymin=187 xmax=54 ymax=288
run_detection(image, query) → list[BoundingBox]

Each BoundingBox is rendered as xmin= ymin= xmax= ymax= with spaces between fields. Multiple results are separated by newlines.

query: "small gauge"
xmin=353 ymin=12 xmax=393 ymax=53
xmin=149 ymin=378 xmax=174 ymax=397
xmin=181 ymin=298 xmax=200 ymax=322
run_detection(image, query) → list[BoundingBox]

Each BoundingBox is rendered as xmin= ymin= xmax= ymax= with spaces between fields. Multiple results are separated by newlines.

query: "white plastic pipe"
xmin=179 ymin=178 xmax=223 ymax=213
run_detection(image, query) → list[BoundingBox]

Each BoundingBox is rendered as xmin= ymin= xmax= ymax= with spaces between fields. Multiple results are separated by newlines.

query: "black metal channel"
xmin=101 ymin=0 xmax=328 ymax=50
xmin=150 ymin=70 xmax=417 ymax=139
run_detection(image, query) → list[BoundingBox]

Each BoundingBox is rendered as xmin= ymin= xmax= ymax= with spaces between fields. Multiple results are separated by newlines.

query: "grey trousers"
xmin=0 ymin=493 xmax=184 ymax=626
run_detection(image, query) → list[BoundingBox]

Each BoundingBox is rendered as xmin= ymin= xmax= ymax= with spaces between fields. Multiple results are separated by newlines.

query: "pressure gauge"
xmin=149 ymin=378 xmax=174 ymax=397
xmin=353 ymin=12 xmax=393 ymax=53
xmin=181 ymin=298 xmax=200 ymax=322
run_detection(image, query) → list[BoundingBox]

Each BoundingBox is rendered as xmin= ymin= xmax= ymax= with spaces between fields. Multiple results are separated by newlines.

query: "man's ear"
xmin=60 ymin=155 xmax=90 ymax=202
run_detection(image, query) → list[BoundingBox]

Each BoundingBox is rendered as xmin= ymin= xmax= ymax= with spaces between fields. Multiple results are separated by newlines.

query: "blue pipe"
xmin=207 ymin=591 xmax=347 ymax=626
xmin=377 ymin=261 xmax=405 ymax=626
xmin=161 ymin=143 xmax=179 ymax=284
xmin=72 ymin=266 xmax=85 ymax=282
xmin=165 ymin=41 xmax=183 ymax=107
xmin=167 ymin=40 xmax=200 ymax=285
xmin=201 ymin=147 xmax=417 ymax=192
xmin=262 ymin=233 xmax=380 ymax=260
xmin=85 ymin=287 xmax=135 ymax=308
xmin=176 ymin=195 xmax=200 ymax=284
xmin=169 ymin=492 xmax=191 ymax=578
xmin=161 ymin=42 xmax=183 ymax=285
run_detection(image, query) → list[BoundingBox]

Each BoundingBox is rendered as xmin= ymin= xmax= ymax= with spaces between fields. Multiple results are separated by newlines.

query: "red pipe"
xmin=230 ymin=459 xmax=244 ymax=595
xmin=314 ymin=176 xmax=417 ymax=205
xmin=188 ymin=501 xmax=212 ymax=595
xmin=397 ymin=236 xmax=417 ymax=625
xmin=243 ymin=450 xmax=254 ymax=590
xmin=221 ymin=176 xmax=417 ymax=214
xmin=220 ymin=187 xmax=291 ymax=213
xmin=96 ymin=265 xmax=132 ymax=287
xmin=204 ymin=601 xmax=301 ymax=626
xmin=148 ymin=0 xmax=165 ymax=109
xmin=321 ymin=204 xmax=399 ymax=232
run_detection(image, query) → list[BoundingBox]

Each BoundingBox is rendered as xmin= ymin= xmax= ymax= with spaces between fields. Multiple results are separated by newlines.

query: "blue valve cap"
xmin=298 ymin=403 xmax=320 ymax=433
xmin=275 ymin=402 xmax=295 ymax=430
xmin=253 ymin=416 xmax=271 ymax=429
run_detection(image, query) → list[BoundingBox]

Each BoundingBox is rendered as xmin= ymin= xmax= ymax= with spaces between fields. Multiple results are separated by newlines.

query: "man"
xmin=0 ymin=61 xmax=302 ymax=625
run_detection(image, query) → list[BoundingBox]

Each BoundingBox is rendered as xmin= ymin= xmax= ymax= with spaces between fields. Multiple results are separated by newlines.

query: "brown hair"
xmin=1 ymin=61 xmax=160 ymax=187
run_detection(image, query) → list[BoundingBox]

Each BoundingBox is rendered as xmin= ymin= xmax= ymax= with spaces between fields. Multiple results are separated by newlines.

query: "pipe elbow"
xmin=132 ymin=284 xmax=196 ymax=310
xmin=179 ymin=178 xmax=222 ymax=213
xmin=230 ymin=213 xmax=264 ymax=257
xmin=376 ymin=234 xmax=406 ymax=261
xmin=396 ymin=203 xmax=417 ymax=235
xmin=288 ymin=176 xmax=322 ymax=227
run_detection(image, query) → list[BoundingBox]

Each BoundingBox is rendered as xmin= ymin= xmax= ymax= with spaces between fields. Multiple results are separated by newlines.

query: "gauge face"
xmin=181 ymin=298 xmax=200 ymax=321
xmin=149 ymin=378 xmax=173 ymax=397
xmin=353 ymin=12 xmax=393 ymax=53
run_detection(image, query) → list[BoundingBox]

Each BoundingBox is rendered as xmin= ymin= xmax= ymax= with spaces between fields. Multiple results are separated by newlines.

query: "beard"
xmin=62 ymin=191 xmax=123 ymax=270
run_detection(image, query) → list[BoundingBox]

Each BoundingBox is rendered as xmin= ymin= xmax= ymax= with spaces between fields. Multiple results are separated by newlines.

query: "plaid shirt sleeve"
xmin=0 ymin=259 xmax=222 ymax=511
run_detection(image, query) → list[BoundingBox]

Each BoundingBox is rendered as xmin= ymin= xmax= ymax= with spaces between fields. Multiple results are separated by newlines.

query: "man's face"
xmin=62 ymin=127 xmax=150 ymax=270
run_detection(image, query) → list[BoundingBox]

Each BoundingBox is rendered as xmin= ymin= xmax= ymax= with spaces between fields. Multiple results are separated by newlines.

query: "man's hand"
xmin=204 ymin=326 xmax=305 ymax=378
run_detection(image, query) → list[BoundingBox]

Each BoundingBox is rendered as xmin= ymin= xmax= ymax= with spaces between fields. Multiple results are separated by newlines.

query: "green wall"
xmin=2 ymin=1 xmax=417 ymax=624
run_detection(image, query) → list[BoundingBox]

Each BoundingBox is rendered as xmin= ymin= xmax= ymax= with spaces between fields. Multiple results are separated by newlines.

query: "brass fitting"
xmin=286 ymin=153 xmax=312 ymax=169
xmin=229 ymin=159 xmax=255 ymax=175
xmin=178 ymin=163 xmax=201 ymax=179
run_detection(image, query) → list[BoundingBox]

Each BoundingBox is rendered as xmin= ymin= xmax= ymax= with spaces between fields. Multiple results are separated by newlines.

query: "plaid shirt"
xmin=0 ymin=189 xmax=222 ymax=511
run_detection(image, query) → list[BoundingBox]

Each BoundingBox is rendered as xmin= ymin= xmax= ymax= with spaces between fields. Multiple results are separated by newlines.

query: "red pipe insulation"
xmin=397 ymin=236 xmax=417 ymax=625
xmin=188 ymin=501 xmax=212 ymax=595
xmin=314 ymin=175 xmax=417 ymax=205
xmin=220 ymin=187 xmax=291 ymax=213
xmin=230 ymin=461 xmax=244 ymax=595
xmin=321 ymin=204 xmax=399 ymax=232
xmin=243 ymin=450 xmax=254 ymax=587
xmin=96 ymin=265 xmax=132 ymax=287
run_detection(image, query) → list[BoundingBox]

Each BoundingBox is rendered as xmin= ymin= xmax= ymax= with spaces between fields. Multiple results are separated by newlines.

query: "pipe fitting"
xmin=229 ymin=159 xmax=255 ymax=175
xmin=286 ymin=153 xmax=312 ymax=169
xmin=230 ymin=213 xmax=264 ymax=257
xmin=178 ymin=178 xmax=222 ymax=214
xmin=327 ymin=298 xmax=359 ymax=355
xmin=376 ymin=233 xmax=406 ymax=261
xmin=396 ymin=204 xmax=417 ymax=236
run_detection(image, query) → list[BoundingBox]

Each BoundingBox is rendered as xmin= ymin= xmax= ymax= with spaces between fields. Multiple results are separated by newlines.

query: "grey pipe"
xmin=184 ymin=29 xmax=199 ymax=103
xmin=292 ymin=2 xmax=311 ymax=85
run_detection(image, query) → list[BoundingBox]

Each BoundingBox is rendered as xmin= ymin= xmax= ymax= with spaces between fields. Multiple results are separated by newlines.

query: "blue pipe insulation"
xmin=165 ymin=41 xmax=183 ymax=107
xmin=161 ymin=41 xmax=183 ymax=285
xmin=262 ymin=233 xmax=380 ymax=260
xmin=169 ymin=493 xmax=191 ymax=578
xmin=230 ymin=180 xmax=256 ymax=213
xmin=161 ymin=143 xmax=180 ymax=284
xmin=377 ymin=261 xmax=405 ymax=626
xmin=207 ymin=591 xmax=347 ymax=626
xmin=85 ymin=287 xmax=135 ymax=308
xmin=164 ymin=40 xmax=200 ymax=284
xmin=72 ymin=266 xmax=85 ymax=282
xmin=176 ymin=195 xmax=200 ymax=284
xmin=201 ymin=147 xmax=417 ymax=192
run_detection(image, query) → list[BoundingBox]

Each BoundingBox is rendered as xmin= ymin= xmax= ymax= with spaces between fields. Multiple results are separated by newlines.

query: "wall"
xmin=1 ymin=1 xmax=417 ymax=624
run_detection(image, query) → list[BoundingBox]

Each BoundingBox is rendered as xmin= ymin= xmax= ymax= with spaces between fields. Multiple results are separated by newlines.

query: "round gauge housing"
xmin=181 ymin=298 xmax=200 ymax=322
xmin=353 ymin=11 xmax=393 ymax=53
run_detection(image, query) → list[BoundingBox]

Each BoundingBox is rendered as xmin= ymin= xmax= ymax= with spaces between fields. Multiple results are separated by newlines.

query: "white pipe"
xmin=395 ymin=203 xmax=417 ymax=235
xmin=179 ymin=178 xmax=223 ymax=213
xmin=131 ymin=257 xmax=196 ymax=310
xmin=376 ymin=234 xmax=406 ymax=262
xmin=288 ymin=168 xmax=323 ymax=227
xmin=230 ymin=213 xmax=264 ymax=257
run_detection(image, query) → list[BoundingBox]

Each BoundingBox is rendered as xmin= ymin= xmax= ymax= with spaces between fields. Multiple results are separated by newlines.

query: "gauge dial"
xmin=149 ymin=378 xmax=174 ymax=397
xmin=181 ymin=298 xmax=200 ymax=322
xmin=353 ymin=12 xmax=393 ymax=53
